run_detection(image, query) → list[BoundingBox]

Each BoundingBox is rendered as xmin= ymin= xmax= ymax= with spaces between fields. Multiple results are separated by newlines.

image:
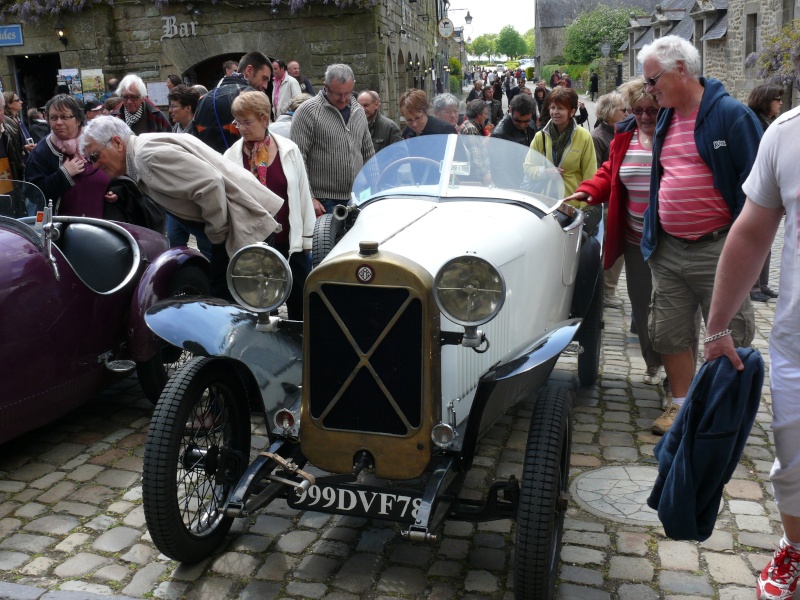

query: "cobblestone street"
xmin=0 ymin=223 xmax=785 ymax=600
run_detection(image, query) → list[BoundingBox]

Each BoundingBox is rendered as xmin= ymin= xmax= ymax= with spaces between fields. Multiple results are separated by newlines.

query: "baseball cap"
xmin=84 ymin=99 xmax=103 ymax=114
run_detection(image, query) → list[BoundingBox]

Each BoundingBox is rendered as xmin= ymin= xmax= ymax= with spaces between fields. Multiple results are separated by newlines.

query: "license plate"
xmin=287 ymin=482 xmax=423 ymax=523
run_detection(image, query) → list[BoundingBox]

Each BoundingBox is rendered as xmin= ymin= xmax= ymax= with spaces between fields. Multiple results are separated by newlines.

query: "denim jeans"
xmin=319 ymin=198 xmax=346 ymax=215
xmin=166 ymin=214 xmax=213 ymax=260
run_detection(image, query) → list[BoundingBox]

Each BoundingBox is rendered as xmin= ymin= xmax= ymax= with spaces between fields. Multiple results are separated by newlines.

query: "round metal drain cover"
xmin=570 ymin=466 xmax=660 ymax=526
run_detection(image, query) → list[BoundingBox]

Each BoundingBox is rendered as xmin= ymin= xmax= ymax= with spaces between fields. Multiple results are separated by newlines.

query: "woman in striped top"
xmin=565 ymin=78 xmax=663 ymax=386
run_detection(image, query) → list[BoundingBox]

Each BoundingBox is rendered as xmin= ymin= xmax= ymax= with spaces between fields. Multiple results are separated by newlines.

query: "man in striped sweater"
xmin=290 ymin=63 xmax=374 ymax=214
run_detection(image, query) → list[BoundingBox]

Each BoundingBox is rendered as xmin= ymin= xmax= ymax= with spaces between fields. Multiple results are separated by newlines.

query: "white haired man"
xmin=290 ymin=63 xmax=374 ymax=214
xmin=638 ymin=35 xmax=761 ymax=435
xmin=80 ymin=116 xmax=282 ymax=298
xmin=111 ymin=74 xmax=171 ymax=134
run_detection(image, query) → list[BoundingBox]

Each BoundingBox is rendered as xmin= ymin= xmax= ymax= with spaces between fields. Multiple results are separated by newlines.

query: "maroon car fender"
xmin=128 ymin=247 xmax=210 ymax=361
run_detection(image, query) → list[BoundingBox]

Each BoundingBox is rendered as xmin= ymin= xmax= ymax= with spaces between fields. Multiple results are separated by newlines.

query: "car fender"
xmin=128 ymin=247 xmax=209 ymax=361
xmin=144 ymin=297 xmax=303 ymax=417
xmin=458 ymin=319 xmax=582 ymax=470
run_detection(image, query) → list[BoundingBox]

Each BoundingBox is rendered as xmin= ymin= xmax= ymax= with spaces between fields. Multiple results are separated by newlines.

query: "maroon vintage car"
xmin=0 ymin=180 xmax=209 ymax=444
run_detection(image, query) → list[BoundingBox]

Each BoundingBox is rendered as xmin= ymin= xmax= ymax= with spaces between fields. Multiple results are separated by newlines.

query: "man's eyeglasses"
xmin=325 ymin=86 xmax=352 ymax=101
xmin=512 ymin=116 xmax=533 ymax=124
xmin=632 ymin=107 xmax=659 ymax=117
xmin=88 ymin=142 xmax=110 ymax=164
xmin=645 ymin=69 xmax=667 ymax=87
xmin=48 ymin=114 xmax=77 ymax=123
xmin=121 ymin=94 xmax=141 ymax=101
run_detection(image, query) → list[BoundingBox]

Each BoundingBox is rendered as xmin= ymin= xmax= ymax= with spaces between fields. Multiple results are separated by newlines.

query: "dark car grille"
xmin=308 ymin=283 xmax=423 ymax=435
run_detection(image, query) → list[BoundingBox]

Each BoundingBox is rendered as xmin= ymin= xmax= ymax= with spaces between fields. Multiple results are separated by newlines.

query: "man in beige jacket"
xmin=80 ymin=115 xmax=283 ymax=297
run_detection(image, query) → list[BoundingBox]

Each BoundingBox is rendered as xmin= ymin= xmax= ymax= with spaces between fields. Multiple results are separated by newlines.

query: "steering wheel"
xmin=376 ymin=157 xmax=441 ymax=191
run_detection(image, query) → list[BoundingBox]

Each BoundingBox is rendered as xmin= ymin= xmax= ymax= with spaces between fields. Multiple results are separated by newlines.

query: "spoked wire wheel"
xmin=143 ymin=357 xmax=250 ymax=563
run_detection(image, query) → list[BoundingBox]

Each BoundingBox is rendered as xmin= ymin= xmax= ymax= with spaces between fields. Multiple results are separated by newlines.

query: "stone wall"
xmin=1 ymin=0 xmax=438 ymax=120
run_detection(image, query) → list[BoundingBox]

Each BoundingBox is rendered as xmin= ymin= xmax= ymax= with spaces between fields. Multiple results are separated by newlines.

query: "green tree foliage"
xmin=746 ymin=19 xmax=800 ymax=85
xmin=449 ymin=57 xmax=462 ymax=78
xmin=470 ymin=34 xmax=497 ymax=61
xmin=563 ymin=5 xmax=630 ymax=65
xmin=496 ymin=25 xmax=528 ymax=60
xmin=524 ymin=28 xmax=536 ymax=58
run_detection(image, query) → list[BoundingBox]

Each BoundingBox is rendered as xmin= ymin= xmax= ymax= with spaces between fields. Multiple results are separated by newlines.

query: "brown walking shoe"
xmin=651 ymin=403 xmax=679 ymax=436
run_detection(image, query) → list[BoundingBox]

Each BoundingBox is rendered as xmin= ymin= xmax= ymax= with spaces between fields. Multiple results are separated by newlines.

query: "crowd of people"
xmin=2 ymin=42 xmax=799 ymax=598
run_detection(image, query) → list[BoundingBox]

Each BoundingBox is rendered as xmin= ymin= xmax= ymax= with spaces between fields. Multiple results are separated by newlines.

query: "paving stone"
xmin=0 ymin=533 xmax=56 ymax=553
xmin=463 ymin=569 xmax=498 ymax=593
xmin=84 ymin=514 xmax=116 ymax=531
xmin=66 ymin=464 xmax=105 ymax=482
xmin=390 ymin=543 xmax=431 ymax=566
xmin=20 ymin=555 xmax=55 ymax=575
xmin=91 ymin=526 xmax=140 ymax=552
xmin=719 ymin=586 xmax=758 ymax=600
xmin=608 ymin=556 xmax=654 ymax=581
xmin=66 ymin=485 xmax=116 ymax=505
xmin=29 ymin=472 xmax=67 ymax=490
xmin=735 ymin=514 xmax=773 ymax=533
xmin=333 ymin=553 xmax=381 ymax=593
xmin=153 ymin=580 xmax=190 ymax=600
xmin=563 ymin=530 xmax=611 ymax=548
xmin=438 ymin=537 xmax=470 ymax=560
xmin=249 ymin=515 xmax=292 ymax=537
xmin=703 ymin=552 xmax=756 ymax=586
xmin=428 ymin=559 xmax=462 ymax=577
xmin=184 ymin=576 xmax=235 ymax=599
xmin=170 ymin=559 xmax=212 ymax=582
xmin=659 ymin=540 xmax=699 ymax=571
xmin=238 ymin=580 xmax=281 ymax=600
xmin=618 ymin=583 xmax=660 ymax=600
xmin=725 ymin=479 xmax=764 ymax=500
xmin=560 ymin=565 xmax=604 ymax=586
xmin=274 ymin=530 xmax=317 ymax=554
xmin=286 ymin=581 xmax=327 ymax=598
xmin=8 ymin=463 xmax=56 ymax=482
xmin=210 ymin=551 xmax=260 ymax=576
xmin=121 ymin=506 xmax=145 ymax=527
xmin=255 ymin=553 xmax=298 ymax=581
xmin=53 ymin=552 xmax=112 ymax=577
xmin=93 ymin=564 xmax=130 ymax=582
xmin=556 ymin=583 xmax=611 ymax=599
xmin=54 ymin=532 xmax=92 ymax=553
xmin=23 ymin=515 xmax=79 ymax=535
xmin=94 ymin=469 xmax=140 ymax=489
xmin=356 ymin=527 xmax=396 ymax=553
xmin=35 ymin=482 xmax=77 ymax=505
xmin=469 ymin=547 xmax=506 ymax=570
xmin=700 ymin=529 xmax=734 ymax=551
xmin=57 ymin=580 xmax=115 ymax=595
xmin=616 ymin=531 xmax=650 ymax=555
xmin=0 ymin=582 xmax=43 ymax=599
xmin=560 ymin=545 xmax=605 ymax=565
xmin=739 ymin=532 xmax=780 ymax=551
xmin=0 ymin=551 xmax=29 ymax=570
xmin=658 ymin=571 xmax=713 ymax=595
xmin=121 ymin=562 xmax=167 ymax=596
xmin=294 ymin=554 xmax=338 ymax=580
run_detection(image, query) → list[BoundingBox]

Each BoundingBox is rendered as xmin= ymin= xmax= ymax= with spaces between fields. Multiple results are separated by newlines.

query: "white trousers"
xmin=769 ymin=347 xmax=800 ymax=516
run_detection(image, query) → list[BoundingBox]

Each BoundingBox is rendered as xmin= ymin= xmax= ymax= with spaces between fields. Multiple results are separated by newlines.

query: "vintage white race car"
xmin=141 ymin=134 xmax=604 ymax=600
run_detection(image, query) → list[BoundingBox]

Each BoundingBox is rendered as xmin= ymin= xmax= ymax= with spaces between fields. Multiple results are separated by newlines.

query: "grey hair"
xmin=288 ymin=93 xmax=313 ymax=112
xmin=595 ymin=92 xmax=626 ymax=123
xmin=358 ymin=90 xmax=380 ymax=103
xmin=116 ymin=74 xmax=147 ymax=98
xmin=193 ymin=84 xmax=209 ymax=95
xmin=465 ymin=99 xmax=487 ymax=120
xmin=325 ymin=64 xmax=354 ymax=86
xmin=79 ymin=115 xmax=133 ymax=155
xmin=432 ymin=93 xmax=459 ymax=114
xmin=637 ymin=35 xmax=701 ymax=77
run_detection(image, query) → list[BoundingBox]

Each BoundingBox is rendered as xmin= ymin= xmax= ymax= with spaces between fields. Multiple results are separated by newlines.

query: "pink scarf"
xmin=49 ymin=129 xmax=82 ymax=158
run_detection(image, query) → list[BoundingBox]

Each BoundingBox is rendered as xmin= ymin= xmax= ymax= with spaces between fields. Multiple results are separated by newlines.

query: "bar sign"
xmin=0 ymin=25 xmax=23 ymax=47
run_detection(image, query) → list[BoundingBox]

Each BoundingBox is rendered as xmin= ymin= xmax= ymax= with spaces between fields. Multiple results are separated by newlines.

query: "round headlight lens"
xmin=433 ymin=256 xmax=506 ymax=326
xmin=226 ymin=244 xmax=292 ymax=313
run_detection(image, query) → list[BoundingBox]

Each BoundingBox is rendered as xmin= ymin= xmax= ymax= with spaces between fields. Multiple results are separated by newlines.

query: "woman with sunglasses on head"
xmin=25 ymin=94 xmax=112 ymax=217
xmin=564 ymin=78 xmax=664 ymax=385
xmin=2 ymin=92 xmax=35 ymax=155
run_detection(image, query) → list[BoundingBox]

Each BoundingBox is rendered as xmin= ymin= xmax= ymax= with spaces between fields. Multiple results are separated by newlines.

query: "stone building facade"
xmin=621 ymin=0 xmax=799 ymax=102
xmin=0 ymin=0 xmax=447 ymax=120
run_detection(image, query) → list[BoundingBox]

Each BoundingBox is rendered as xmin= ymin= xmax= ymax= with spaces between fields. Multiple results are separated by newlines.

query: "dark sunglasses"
xmin=512 ymin=116 xmax=533 ymax=124
xmin=645 ymin=69 xmax=667 ymax=87
xmin=88 ymin=150 xmax=103 ymax=164
xmin=632 ymin=107 xmax=659 ymax=117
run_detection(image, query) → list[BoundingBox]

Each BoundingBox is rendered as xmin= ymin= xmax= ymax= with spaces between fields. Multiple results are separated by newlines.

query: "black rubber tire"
xmin=137 ymin=265 xmax=210 ymax=403
xmin=142 ymin=357 xmax=251 ymax=563
xmin=577 ymin=269 xmax=603 ymax=387
xmin=514 ymin=385 xmax=573 ymax=600
xmin=312 ymin=213 xmax=343 ymax=269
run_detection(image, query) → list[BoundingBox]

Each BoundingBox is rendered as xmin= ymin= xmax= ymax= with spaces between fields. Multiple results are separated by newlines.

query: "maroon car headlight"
xmin=226 ymin=244 xmax=292 ymax=313
xmin=433 ymin=255 xmax=506 ymax=326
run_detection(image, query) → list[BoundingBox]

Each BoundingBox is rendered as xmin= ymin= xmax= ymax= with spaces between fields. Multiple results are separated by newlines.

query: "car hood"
xmin=325 ymin=198 xmax=542 ymax=274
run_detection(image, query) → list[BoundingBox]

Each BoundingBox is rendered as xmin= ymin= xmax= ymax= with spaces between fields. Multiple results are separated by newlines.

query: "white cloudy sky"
xmin=444 ymin=0 xmax=535 ymax=40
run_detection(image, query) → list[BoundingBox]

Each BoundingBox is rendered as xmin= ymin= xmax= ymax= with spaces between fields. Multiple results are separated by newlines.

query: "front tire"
xmin=137 ymin=265 xmax=209 ymax=402
xmin=514 ymin=385 xmax=573 ymax=600
xmin=312 ymin=213 xmax=343 ymax=268
xmin=142 ymin=357 xmax=251 ymax=563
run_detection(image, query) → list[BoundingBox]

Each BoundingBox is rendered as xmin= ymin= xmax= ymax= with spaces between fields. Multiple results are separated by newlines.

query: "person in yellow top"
xmin=524 ymin=86 xmax=596 ymax=204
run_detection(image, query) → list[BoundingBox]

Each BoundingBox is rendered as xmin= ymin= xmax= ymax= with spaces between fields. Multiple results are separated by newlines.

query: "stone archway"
xmin=183 ymin=52 xmax=244 ymax=90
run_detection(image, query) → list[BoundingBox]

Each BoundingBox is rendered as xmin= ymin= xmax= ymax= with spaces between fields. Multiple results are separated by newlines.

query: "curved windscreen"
xmin=352 ymin=134 xmax=565 ymax=211
xmin=0 ymin=180 xmax=46 ymax=220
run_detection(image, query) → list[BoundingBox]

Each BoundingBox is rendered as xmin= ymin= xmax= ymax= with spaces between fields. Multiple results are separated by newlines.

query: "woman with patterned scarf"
xmin=524 ymin=86 xmax=596 ymax=205
xmin=25 ymin=94 xmax=111 ymax=217
xmin=223 ymin=91 xmax=316 ymax=320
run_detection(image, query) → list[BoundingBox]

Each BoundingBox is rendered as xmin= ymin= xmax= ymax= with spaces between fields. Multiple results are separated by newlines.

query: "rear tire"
xmin=312 ymin=213 xmax=343 ymax=268
xmin=514 ymin=385 xmax=573 ymax=600
xmin=577 ymin=270 xmax=603 ymax=387
xmin=137 ymin=265 xmax=209 ymax=402
xmin=142 ymin=357 xmax=250 ymax=563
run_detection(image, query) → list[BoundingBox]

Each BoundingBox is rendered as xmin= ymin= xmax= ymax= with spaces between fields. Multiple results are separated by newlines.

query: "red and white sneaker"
xmin=757 ymin=542 xmax=800 ymax=600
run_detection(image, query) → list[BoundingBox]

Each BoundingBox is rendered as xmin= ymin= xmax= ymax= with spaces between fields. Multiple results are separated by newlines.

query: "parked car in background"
xmin=141 ymin=135 xmax=604 ymax=600
xmin=496 ymin=63 xmax=507 ymax=73
xmin=0 ymin=181 xmax=209 ymax=444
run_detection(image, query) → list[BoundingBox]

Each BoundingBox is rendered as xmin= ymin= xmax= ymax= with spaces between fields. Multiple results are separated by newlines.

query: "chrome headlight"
xmin=433 ymin=255 xmax=506 ymax=326
xmin=226 ymin=244 xmax=292 ymax=313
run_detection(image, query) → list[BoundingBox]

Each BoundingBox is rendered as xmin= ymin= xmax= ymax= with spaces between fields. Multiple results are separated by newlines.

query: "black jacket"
xmin=193 ymin=73 xmax=253 ymax=153
xmin=647 ymin=347 xmax=764 ymax=541
xmin=491 ymin=114 xmax=536 ymax=147
xmin=401 ymin=115 xmax=457 ymax=138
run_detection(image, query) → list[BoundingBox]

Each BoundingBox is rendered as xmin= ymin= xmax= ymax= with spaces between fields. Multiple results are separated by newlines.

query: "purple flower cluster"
xmin=748 ymin=20 xmax=800 ymax=86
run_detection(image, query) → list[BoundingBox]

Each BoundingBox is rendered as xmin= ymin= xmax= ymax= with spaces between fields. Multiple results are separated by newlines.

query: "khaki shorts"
xmin=648 ymin=232 xmax=754 ymax=355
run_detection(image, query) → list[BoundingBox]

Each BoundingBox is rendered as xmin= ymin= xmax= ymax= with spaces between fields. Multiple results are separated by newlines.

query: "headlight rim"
xmin=226 ymin=243 xmax=293 ymax=314
xmin=433 ymin=254 xmax=506 ymax=327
